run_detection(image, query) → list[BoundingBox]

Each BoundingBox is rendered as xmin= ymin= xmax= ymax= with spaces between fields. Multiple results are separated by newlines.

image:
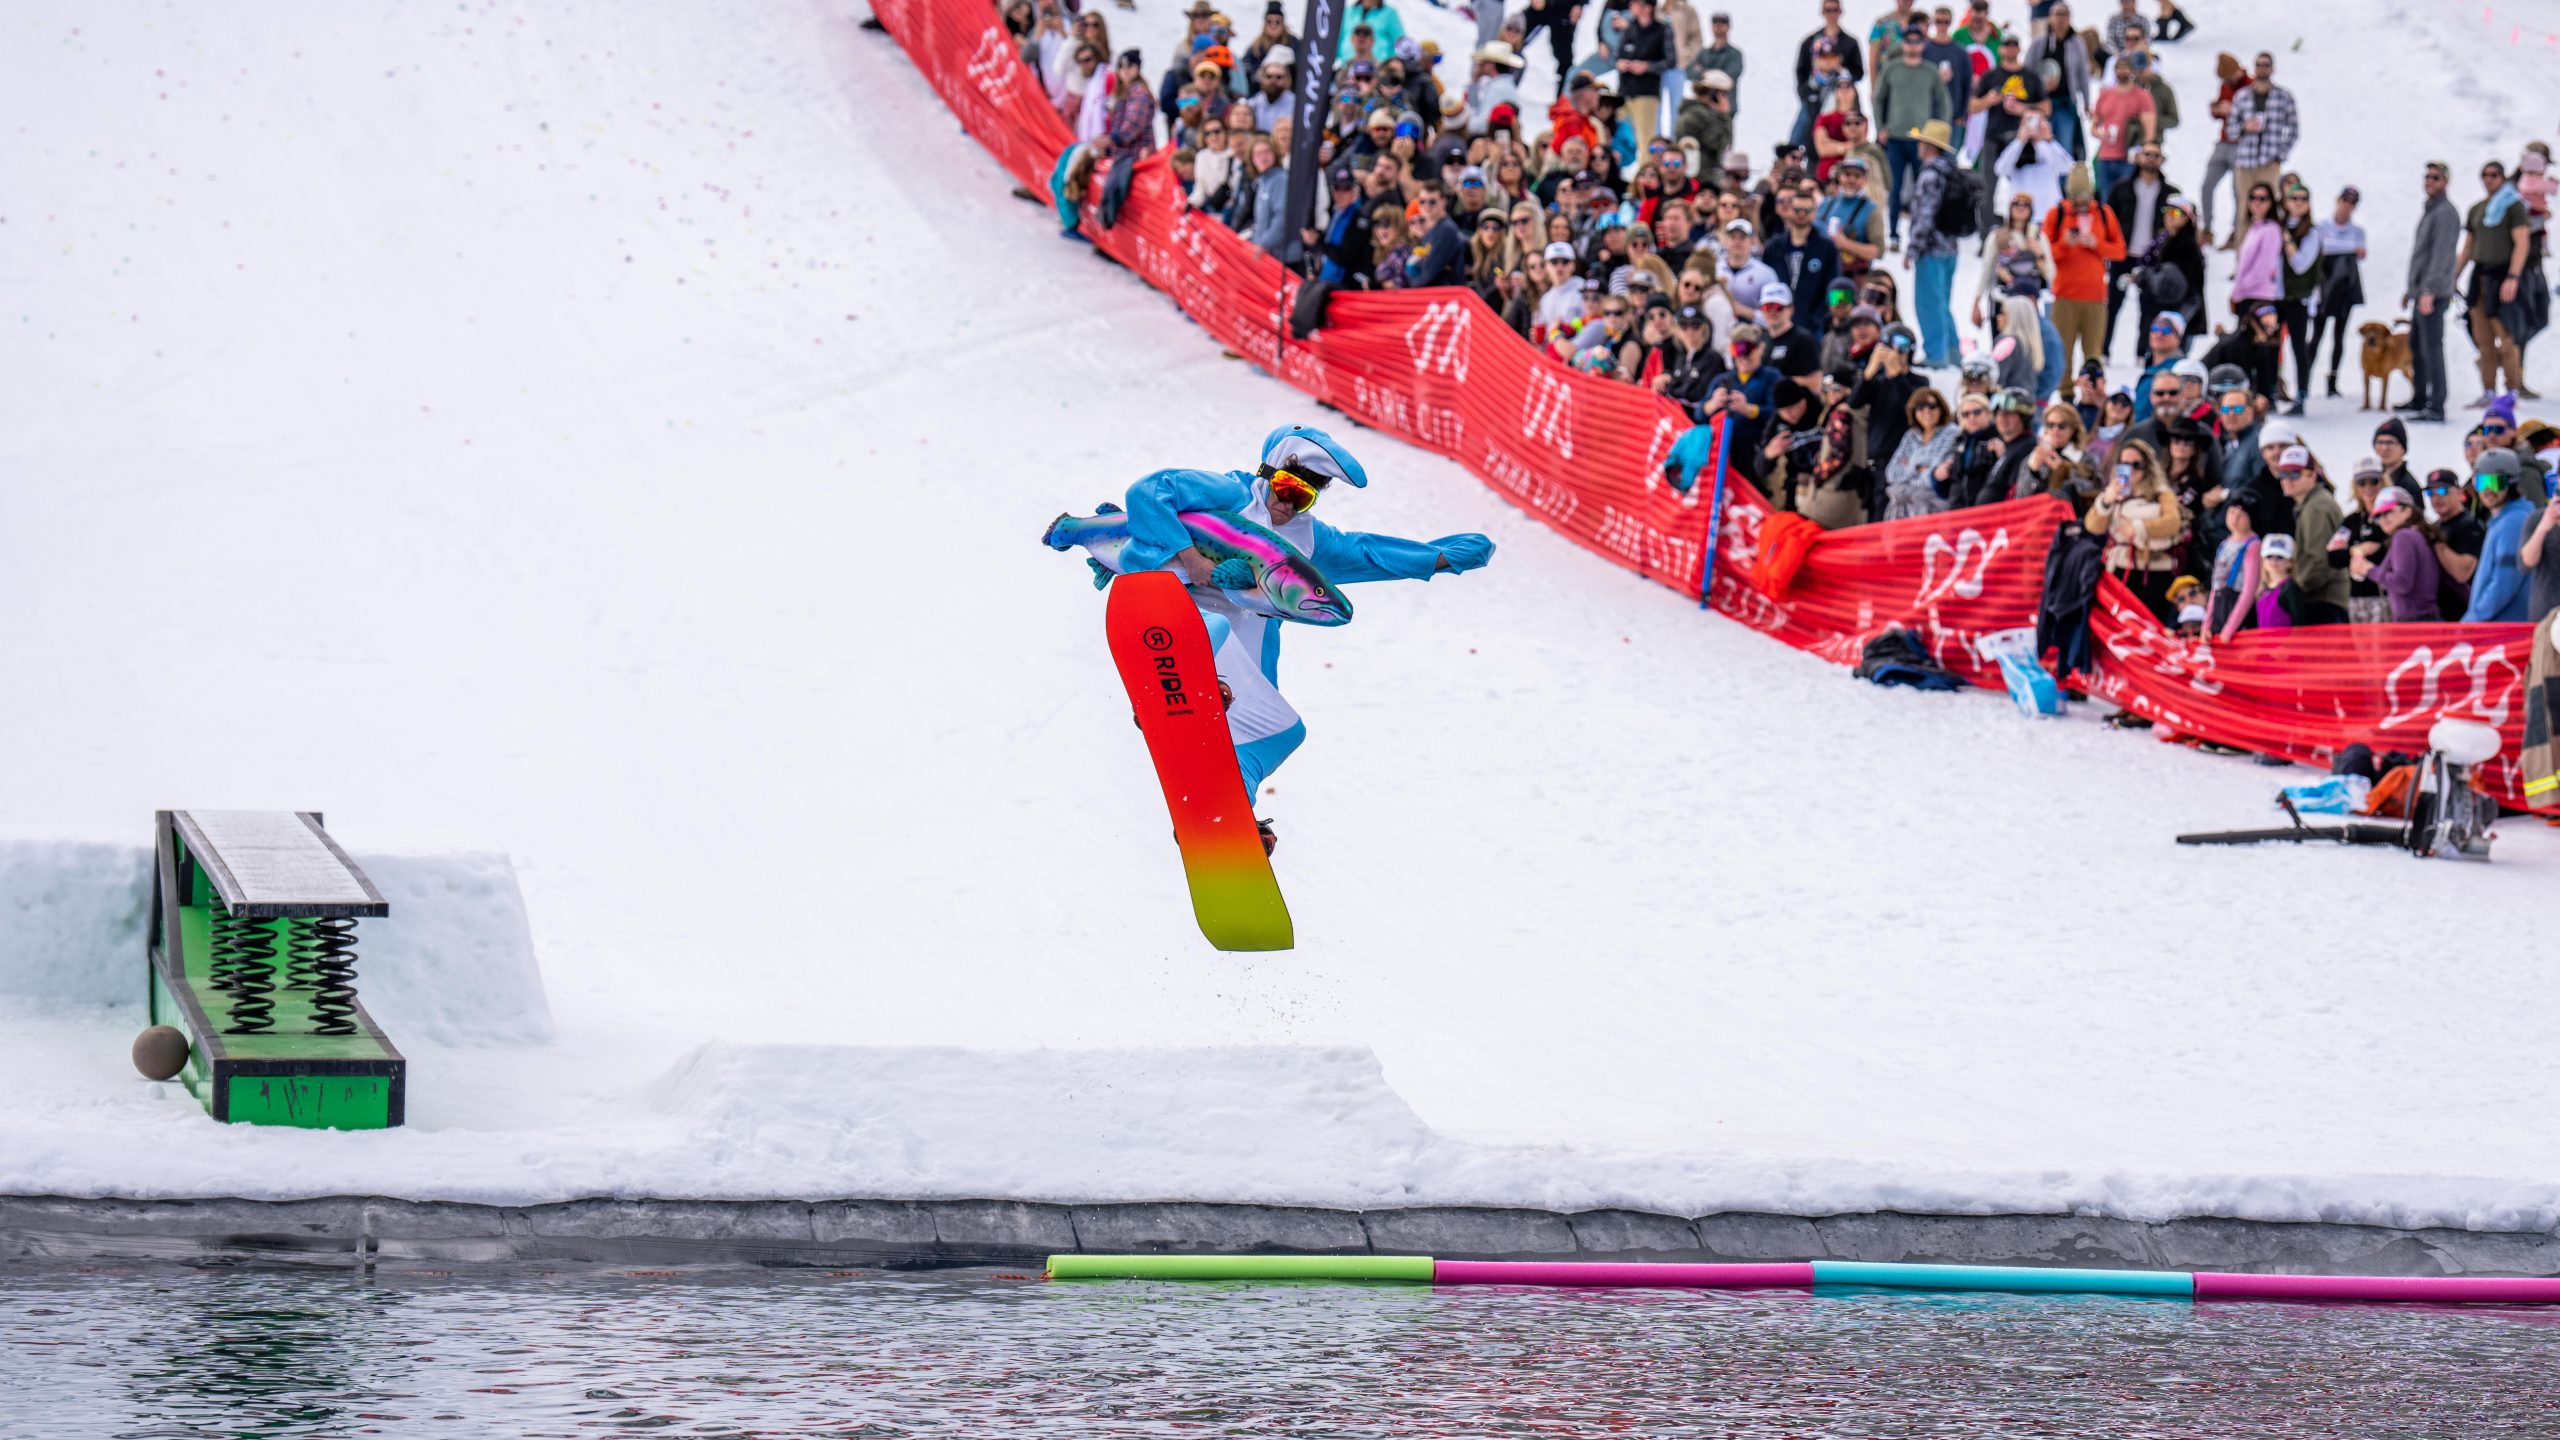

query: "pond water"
xmin=5 ymin=1265 xmax=2557 ymax=1437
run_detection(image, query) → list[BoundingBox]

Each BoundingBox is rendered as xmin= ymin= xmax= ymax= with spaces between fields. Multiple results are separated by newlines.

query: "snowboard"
xmin=1104 ymin=571 xmax=1293 ymax=952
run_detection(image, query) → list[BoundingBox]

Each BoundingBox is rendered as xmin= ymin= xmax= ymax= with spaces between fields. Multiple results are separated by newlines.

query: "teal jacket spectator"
xmin=2465 ymin=483 xmax=2536 ymax=622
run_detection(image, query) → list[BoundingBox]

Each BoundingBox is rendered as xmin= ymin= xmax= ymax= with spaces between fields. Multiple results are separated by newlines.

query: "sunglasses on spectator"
xmin=1915 ymin=401 xmax=1946 ymax=414
xmin=2149 ymin=321 xmax=2179 ymax=333
xmin=2483 ymin=421 xmax=2514 ymax=434
xmin=1731 ymin=339 xmax=1759 ymax=355
xmin=2354 ymin=475 xmax=2381 ymax=486
xmin=1602 ymin=306 xmax=1629 ymax=318
xmin=1957 ymin=404 xmax=1989 ymax=418
xmin=1546 ymin=257 xmax=1574 ymax=268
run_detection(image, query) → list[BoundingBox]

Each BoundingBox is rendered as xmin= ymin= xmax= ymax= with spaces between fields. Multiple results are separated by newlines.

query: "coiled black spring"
xmin=303 ymin=916 xmax=362 ymax=1036
xmin=208 ymin=907 xmax=277 ymax=1034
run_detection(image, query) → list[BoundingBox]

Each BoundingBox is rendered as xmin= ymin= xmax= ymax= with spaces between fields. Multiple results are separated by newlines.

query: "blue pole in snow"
xmin=1696 ymin=414 xmax=1731 ymax=609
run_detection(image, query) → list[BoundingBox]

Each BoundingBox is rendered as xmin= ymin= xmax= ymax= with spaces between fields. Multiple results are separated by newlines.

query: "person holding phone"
xmin=2086 ymin=438 xmax=2186 ymax=621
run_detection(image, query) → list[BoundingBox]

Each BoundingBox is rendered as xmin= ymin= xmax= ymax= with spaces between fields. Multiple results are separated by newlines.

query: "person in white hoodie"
xmin=1993 ymin=113 xmax=2073 ymax=228
xmin=1533 ymin=240 xmax=1589 ymax=341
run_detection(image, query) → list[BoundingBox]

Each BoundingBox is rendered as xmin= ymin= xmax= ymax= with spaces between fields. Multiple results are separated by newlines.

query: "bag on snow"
xmin=1933 ymin=167 xmax=1988 ymax=240
xmin=1855 ymin=628 xmax=1965 ymax=691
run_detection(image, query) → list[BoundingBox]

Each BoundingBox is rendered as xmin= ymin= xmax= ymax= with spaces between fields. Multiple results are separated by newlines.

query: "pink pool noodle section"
xmin=2193 ymin=1272 xmax=2560 ymax=1304
xmin=1433 ymin=1261 xmax=1817 ymax=1289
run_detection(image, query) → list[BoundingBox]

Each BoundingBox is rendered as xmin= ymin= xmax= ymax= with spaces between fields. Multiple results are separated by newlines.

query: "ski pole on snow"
xmin=1697 ymin=413 xmax=1732 ymax=610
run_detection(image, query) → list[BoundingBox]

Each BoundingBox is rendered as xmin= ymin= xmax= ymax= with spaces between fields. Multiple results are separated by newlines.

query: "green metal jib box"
xmin=144 ymin=811 xmax=406 ymax=1128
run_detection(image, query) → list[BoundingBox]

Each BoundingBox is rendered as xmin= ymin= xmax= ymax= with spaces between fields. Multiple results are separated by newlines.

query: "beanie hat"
xmin=2374 ymin=416 xmax=2408 ymax=448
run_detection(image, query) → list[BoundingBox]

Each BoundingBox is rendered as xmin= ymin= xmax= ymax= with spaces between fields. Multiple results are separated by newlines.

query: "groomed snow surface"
xmin=1 ymin=0 xmax=2555 ymax=1234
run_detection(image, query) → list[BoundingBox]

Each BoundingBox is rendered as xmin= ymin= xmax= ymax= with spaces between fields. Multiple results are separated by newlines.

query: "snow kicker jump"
xmin=1054 ymin=424 xmax=1495 ymax=949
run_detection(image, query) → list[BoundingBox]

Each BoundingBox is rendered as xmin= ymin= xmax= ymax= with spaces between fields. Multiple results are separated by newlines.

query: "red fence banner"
xmin=872 ymin=0 xmax=2550 ymax=813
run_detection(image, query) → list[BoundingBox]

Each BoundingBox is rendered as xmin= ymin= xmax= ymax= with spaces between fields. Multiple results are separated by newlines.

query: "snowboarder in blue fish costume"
xmin=1052 ymin=423 xmax=1494 ymax=852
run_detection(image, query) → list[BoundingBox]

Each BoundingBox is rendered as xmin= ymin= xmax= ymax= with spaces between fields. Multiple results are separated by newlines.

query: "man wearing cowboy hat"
xmin=1467 ymin=41 xmax=1525 ymax=136
xmin=1901 ymin=118 xmax=1965 ymax=368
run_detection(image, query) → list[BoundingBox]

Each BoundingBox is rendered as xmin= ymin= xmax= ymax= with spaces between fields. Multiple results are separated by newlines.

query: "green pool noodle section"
xmin=1811 ymin=1261 xmax=2195 ymax=1297
xmin=1046 ymin=1254 xmax=1436 ymax=1282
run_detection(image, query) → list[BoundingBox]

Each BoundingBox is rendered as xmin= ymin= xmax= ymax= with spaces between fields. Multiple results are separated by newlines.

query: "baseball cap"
xmin=1849 ymin=304 xmax=1882 ymax=326
xmin=1455 ymin=165 xmax=1487 ymax=186
xmin=1723 ymin=217 xmax=1755 ymax=235
xmin=2261 ymin=419 xmax=2301 ymax=447
xmin=2275 ymin=444 xmax=2311 ymax=472
xmin=1675 ymin=304 xmax=1708 ymax=327
xmin=2261 ymin=534 xmax=2297 ymax=560
xmin=2370 ymin=486 xmax=2411 ymax=516
xmin=1701 ymin=70 xmax=1735 ymax=92
xmin=1543 ymin=240 xmax=1578 ymax=262
xmin=2474 ymin=447 xmax=2523 ymax=486
xmin=2170 ymin=357 xmax=2209 ymax=384
xmin=1759 ymin=281 xmax=1794 ymax=308
xmin=2352 ymin=455 xmax=2384 ymax=480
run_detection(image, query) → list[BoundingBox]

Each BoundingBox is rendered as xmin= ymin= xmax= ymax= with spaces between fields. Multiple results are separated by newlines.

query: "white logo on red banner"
xmin=1404 ymin=300 xmax=1470 ymax=382
xmin=964 ymin=28 xmax=1020 ymax=103
xmin=1521 ymin=368 xmax=1576 ymax=460
xmin=1169 ymin=208 xmax=1222 ymax=278
xmin=2381 ymin=641 xmax=2525 ymax=729
xmin=1915 ymin=528 xmax=2010 ymax=607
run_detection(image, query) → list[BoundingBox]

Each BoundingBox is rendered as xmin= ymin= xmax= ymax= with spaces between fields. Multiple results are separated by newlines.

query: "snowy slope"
xmin=0 ymin=0 xmax=2555 ymax=1232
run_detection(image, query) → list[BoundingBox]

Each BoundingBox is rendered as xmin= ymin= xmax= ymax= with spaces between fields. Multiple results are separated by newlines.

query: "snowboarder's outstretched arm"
xmin=1120 ymin=467 xmax=1255 ymax=574
xmin=1309 ymin=523 xmax=1494 ymax=583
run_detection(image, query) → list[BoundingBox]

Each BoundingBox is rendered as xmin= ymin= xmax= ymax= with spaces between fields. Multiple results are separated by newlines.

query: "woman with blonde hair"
xmin=2086 ymin=437 xmax=2187 ymax=621
xmin=2013 ymin=402 xmax=2097 ymax=505
xmin=1987 ymin=292 xmax=2045 ymax=398
xmin=1624 ymin=223 xmax=1680 ymax=294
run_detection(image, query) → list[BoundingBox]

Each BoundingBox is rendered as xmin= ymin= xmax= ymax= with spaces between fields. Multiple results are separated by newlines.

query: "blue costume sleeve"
xmin=1309 ymin=521 xmax=1494 ymax=582
xmin=1120 ymin=467 xmax=1255 ymax=574
xmin=1664 ymin=424 xmax=1716 ymax=493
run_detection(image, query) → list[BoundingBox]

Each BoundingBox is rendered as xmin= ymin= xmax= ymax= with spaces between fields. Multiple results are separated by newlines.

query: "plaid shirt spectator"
xmin=1108 ymin=72 xmax=1160 ymax=157
xmin=2229 ymin=82 xmax=2297 ymax=169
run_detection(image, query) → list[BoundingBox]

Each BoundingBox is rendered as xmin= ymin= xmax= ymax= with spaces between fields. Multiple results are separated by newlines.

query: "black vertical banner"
xmin=1282 ymin=0 xmax=1342 ymax=266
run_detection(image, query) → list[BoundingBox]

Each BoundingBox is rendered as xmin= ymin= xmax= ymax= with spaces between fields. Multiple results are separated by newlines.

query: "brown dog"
xmin=2360 ymin=320 xmax=2415 ymax=410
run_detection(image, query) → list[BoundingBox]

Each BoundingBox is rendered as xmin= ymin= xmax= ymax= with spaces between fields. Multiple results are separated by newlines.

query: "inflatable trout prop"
xmin=1043 ymin=504 xmax=1353 ymax=626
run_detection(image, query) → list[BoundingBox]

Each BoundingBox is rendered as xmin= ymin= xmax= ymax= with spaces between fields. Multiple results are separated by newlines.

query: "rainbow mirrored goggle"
xmin=1259 ymin=463 xmax=1330 ymax=511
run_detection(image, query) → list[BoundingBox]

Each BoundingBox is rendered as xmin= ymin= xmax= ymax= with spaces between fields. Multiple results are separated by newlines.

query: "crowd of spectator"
xmin=1006 ymin=0 xmax=2560 ymax=633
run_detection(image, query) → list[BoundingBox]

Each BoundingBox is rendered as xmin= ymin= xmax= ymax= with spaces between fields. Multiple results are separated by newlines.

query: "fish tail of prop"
xmin=1089 ymin=559 xmax=1116 ymax=590
xmin=1041 ymin=513 xmax=1077 ymax=550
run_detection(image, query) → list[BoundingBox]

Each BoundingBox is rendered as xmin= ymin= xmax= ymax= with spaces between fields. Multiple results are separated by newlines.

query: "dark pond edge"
xmin=2 ymin=1196 xmax=2556 ymax=1275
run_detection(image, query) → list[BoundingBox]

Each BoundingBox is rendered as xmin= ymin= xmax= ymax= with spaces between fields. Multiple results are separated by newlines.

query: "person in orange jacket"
xmin=2043 ymin=165 xmax=2126 ymax=379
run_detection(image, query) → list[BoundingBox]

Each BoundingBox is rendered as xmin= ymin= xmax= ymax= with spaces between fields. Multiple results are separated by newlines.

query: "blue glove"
xmin=1209 ymin=557 xmax=1259 ymax=589
xmin=1432 ymin=534 xmax=1495 ymax=574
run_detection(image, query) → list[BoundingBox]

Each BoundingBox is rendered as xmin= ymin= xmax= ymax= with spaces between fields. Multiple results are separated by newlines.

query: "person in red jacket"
xmin=1548 ymin=72 xmax=1603 ymax=156
xmin=2043 ymin=165 xmax=2126 ymax=378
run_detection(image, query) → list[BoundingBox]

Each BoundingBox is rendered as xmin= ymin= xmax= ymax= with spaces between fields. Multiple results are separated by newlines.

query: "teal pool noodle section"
xmin=1046 ymin=1254 xmax=1435 ymax=1282
xmin=1811 ymin=1261 xmax=2196 ymax=1297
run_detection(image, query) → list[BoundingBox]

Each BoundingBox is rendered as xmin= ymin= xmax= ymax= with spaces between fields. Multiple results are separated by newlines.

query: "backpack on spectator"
xmin=1932 ymin=167 xmax=1987 ymax=240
